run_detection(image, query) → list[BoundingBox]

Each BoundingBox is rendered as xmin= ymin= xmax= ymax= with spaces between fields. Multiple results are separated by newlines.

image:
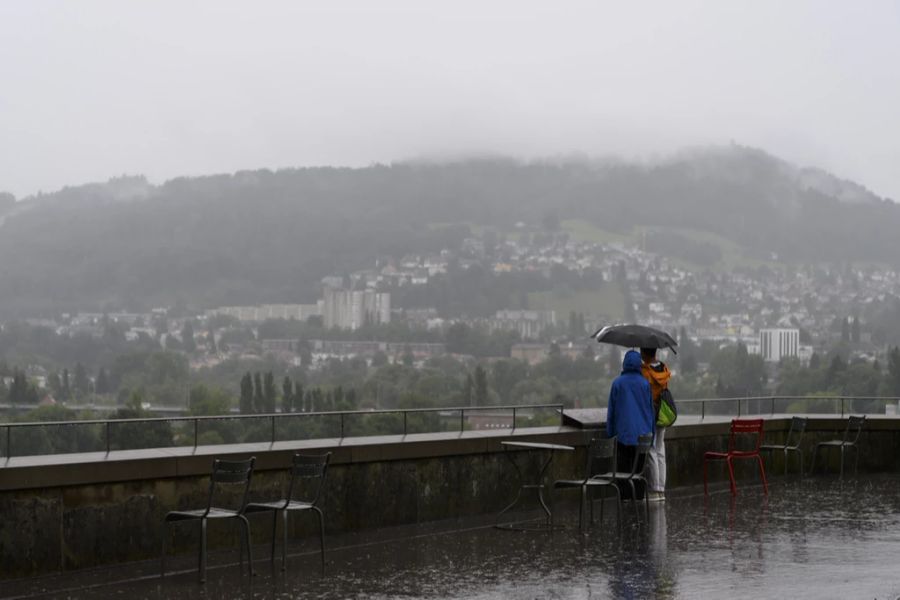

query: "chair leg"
xmin=578 ymin=486 xmax=585 ymax=531
xmin=810 ymin=445 xmax=819 ymax=476
xmin=853 ymin=445 xmax=860 ymax=476
xmin=703 ymin=458 xmax=709 ymax=495
xmin=628 ymin=480 xmax=639 ymax=521
xmin=239 ymin=515 xmax=255 ymax=576
xmin=726 ymin=458 xmax=737 ymax=495
xmin=314 ymin=507 xmax=326 ymax=575
xmin=783 ymin=449 xmax=789 ymax=477
xmin=282 ymin=509 xmax=289 ymax=571
xmin=597 ymin=488 xmax=603 ymax=527
xmin=797 ymin=449 xmax=804 ymax=481
xmin=270 ymin=510 xmax=278 ymax=566
xmin=839 ymin=446 xmax=845 ymax=480
xmin=757 ymin=456 xmax=768 ymax=495
xmin=200 ymin=518 xmax=207 ymax=583
xmin=590 ymin=487 xmax=596 ymax=526
xmin=160 ymin=521 xmax=168 ymax=579
xmin=615 ymin=486 xmax=623 ymax=532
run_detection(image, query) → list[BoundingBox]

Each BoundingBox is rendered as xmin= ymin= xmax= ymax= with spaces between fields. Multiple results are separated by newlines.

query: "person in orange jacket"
xmin=641 ymin=347 xmax=671 ymax=502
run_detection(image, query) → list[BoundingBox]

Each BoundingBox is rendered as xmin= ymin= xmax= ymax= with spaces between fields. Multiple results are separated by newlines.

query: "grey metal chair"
xmin=609 ymin=433 xmax=653 ymax=520
xmin=810 ymin=415 xmax=865 ymax=478
xmin=552 ymin=436 xmax=621 ymax=530
xmin=245 ymin=452 xmax=331 ymax=572
xmin=760 ymin=416 xmax=808 ymax=477
xmin=161 ymin=457 xmax=256 ymax=583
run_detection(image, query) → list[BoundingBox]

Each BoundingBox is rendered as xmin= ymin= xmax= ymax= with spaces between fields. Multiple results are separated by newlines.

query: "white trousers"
xmin=648 ymin=427 xmax=667 ymax=493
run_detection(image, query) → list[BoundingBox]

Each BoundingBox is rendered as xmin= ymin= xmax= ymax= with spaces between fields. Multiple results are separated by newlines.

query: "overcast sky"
xmin=2 ymin=1 xmax=899 ymax=200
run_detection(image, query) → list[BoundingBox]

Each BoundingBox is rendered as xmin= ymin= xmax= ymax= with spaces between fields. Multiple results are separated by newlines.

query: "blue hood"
xmin=622 ymin=349 xmax=642 ymax=373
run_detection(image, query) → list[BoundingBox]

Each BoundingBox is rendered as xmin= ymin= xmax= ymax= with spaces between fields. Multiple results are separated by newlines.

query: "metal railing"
xmin=675 ymin=395 xmax=900 ymax=421
xmin=1 ymin=403 xmax=565 ymax=462
xmin=3 ymin=396 xmax=899 ymax=463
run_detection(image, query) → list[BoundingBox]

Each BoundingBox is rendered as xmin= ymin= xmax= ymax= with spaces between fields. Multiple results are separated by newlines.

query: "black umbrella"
xmin=591 ymin=324 xmax=678 ymax=354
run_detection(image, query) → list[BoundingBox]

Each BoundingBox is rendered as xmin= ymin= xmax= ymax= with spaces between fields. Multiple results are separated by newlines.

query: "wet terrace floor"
xmin=5 ymin=474 xmax=900 ymax=600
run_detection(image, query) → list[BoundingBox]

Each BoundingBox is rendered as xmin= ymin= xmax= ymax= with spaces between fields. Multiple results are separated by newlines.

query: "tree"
xmin=263 ymin=371 xmax=278 ymax=413
xmin=95 ymin=368 xmax=110 ymax=395
xmin=887 ymin=347 xmax=900 ymax=396
xmin=73 ymin=363 xmax=90 ymax=399
xmin=239 ymin=372 xmax=254 ymax=414
xmin=473 ymin=365 xmax=489 ymax=406
xmin=62 ymin=368 xmax=71 ymax=402
xmin=182 ymin=320 xmax=196 ymax=353
xmin=851 ymin=315 xmax=861 ymax=344
xmin=208 ymin=326 xmax=218 ymax=354
xmin=402 ymin=347 xmax=414 ymax=367
xmin=463 ymin=373 xmax=474 ymax=406
xmin=253 ymin=372 xmax=264 ymax=413
xmin=188 ymin=384 xmax=231 ymax=415
xmin=293 ymin=380 xmax=304 ymax=412
xmin=47 ymin=372 xmax=62 ymax=400
xmin=282 ymin=376 xmax=294 ymax=413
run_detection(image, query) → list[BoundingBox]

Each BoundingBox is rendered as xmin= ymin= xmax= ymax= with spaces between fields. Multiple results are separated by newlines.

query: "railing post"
xmin=6 ymin=425 xmax=10 ymax=461
xmin=771 ymin=396 xmax=776 ymax=416
xmin=271 ymin=415 xmax=276 ymax=445
xmin=340 ymin=413 xmax=345 ymax=439
xmin=841 ymin=397 xmax=845 ymax=418
xmin=701 ymin=400 xmax=705 ymax=422
xmin=194 ymin=419 xmax=199 ymax=449
xmin=512 ymin=407 xmax=517 ymax=431
xmin=737 ymin=399 xmax=741 ymax=418
xmin=403 ymin=412 xmax=408 ymax=436
xmin=460 ymin=409 xmax=465 ymax=433
xmin=105 ymin=421 xmax=111 ymax=454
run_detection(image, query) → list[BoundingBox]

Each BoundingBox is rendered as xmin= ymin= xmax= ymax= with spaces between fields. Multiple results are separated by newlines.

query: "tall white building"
xmin=323 ymin=287 xmax=391 ymax=330
xmin=759 ymin=328 xmax=799 ymax=362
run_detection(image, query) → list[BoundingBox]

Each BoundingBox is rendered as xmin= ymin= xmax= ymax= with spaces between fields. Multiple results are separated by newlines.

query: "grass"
xmin=528 ymin=284 xmax=626 ymax=320
xmin=561 ymin=219 xmax=781 ymax=271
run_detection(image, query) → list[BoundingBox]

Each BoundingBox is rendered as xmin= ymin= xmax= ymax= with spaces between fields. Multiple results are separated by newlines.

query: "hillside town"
xmin=5 ymin=228 xmax=894 ymax=386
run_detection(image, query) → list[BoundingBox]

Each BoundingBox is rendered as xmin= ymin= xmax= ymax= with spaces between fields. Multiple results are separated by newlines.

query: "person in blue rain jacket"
xmin=606 ymin=349 xmax=655 ymax=473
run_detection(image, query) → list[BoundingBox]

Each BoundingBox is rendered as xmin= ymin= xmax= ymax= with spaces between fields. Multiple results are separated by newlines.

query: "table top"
xmin=501 ymin=441 xmax=575 ymax=452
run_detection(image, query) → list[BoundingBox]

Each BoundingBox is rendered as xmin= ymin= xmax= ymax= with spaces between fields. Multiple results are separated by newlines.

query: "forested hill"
xmin=0 ymin=145 xmax=895 ymax=317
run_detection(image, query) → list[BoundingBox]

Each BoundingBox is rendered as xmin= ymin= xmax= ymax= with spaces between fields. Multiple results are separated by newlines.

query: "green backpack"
xmin=656 ymin=388 xmax=677 ymax=428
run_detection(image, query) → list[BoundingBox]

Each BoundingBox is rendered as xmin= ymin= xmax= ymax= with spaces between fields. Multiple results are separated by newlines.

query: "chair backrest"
xmin=584 ymin=436 xmax=617 ymax=481
xmin=786 ymin=416 xmax=808 ymax=449
xmin=728 ymin=419 xmax=764 ymax=454
xmin=286 ymin=452 xmax=332 ymax=506
xmin=206 ymin=457 xmax=255 ymax=515
xmin=844 ymin=415 xmax=866 ymax=445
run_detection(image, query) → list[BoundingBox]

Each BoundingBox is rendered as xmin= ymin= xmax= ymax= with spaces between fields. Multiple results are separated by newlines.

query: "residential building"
xmin=759 ymin=328 xmax=800 ymax=362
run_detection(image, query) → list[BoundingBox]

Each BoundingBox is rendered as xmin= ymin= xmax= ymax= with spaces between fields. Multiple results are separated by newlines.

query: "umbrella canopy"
xmin=591 ymin=324 xmax=678 ymax=353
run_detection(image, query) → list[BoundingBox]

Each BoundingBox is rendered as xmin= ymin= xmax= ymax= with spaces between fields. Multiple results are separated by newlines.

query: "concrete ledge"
xmin=1 ymin=415 xmax=898 ymax=578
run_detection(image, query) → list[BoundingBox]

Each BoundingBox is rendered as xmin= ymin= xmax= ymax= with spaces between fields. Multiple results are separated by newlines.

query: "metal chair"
xmin=760 ymin=416 xmax=808 ymax=478
xmin=161 ymin=457 xmax=256 ymax=583
xmin=609 ymin=433 xmax=653 ymax=520
xmin=810 ymin=415 xmax=865 ymax=478
xmin=703 ymin=419 xmax=768 ymax=496
xmin=245 ymin=452 xmax=331 ymax=572
xmin=552 ymin=436 xmax=621 ymax=530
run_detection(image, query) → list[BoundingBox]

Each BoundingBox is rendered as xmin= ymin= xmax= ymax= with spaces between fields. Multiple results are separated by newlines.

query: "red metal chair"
xmin=703 ymin=419 xmax=769 ymax=496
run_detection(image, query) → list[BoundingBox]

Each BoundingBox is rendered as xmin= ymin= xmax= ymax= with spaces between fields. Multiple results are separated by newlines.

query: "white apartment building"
xmin=759 ymin=328 xmax=800 ymax=362
xmin=322 ymin=287 xmax=391 ymax=330
xmin=208 ymin=304 xmax=321 ymax=323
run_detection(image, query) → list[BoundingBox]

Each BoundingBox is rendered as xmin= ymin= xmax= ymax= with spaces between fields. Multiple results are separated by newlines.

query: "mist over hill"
xmin=0 ymin=145 xmax=894 ymax=317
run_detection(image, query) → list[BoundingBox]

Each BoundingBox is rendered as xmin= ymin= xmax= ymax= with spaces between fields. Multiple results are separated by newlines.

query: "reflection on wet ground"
xmin=5 ymin=475 xmax=900 ymax=599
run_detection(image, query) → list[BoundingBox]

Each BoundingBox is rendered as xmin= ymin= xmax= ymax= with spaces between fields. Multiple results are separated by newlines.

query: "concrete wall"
xmin=1 ymin=417 xmax=898 ymax=579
